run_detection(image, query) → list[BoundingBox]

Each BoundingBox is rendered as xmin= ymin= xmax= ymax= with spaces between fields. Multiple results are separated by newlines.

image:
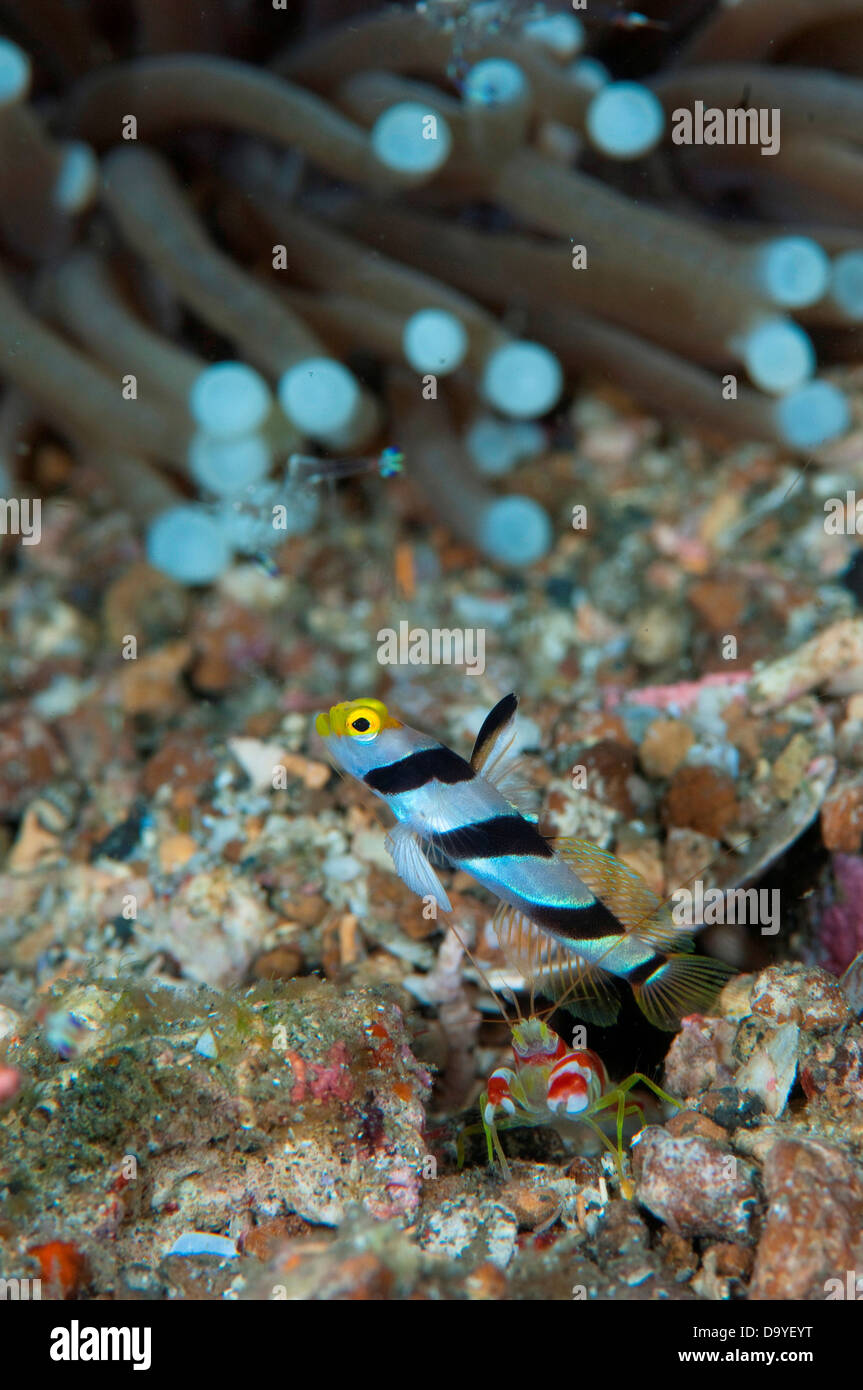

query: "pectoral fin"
xmin=385 ymin=822 xmax=452 ymax=912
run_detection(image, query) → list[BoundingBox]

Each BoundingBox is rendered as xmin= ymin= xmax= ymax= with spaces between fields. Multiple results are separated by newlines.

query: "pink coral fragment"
xmin=615 ymin=671 xmax=750 ymax=712
xmin=309 ymin=1042 xmax=353 ymax=1102
xmin=820 ymin=853 xmax=863 ymax=976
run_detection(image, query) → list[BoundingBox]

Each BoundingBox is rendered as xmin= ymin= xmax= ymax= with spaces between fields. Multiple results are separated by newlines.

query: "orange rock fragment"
xmin=241 ymin=1216 xmax=305 ymax=1261
xmin=707 ymin=1242 xmax=753 ymax=1280
xmin=665 ymin=1109 xmax=726 ymax=1143
xmin=579 ymin=738 xmax=637 ymax=815
xmin=749 ymin=1139 xmax=863 ymax=1299
xmin=687 ymin=578 xmax=746 ymax=633
xmin=29 ymin=1241 xmax=86 ymax=1298
xmin=277 ymin=752 xmax=330 ymax=790
xmin=465 ymin=1260 xmax=508 ymax=1300
xmin=119 ymin=640 xmax=191 ymax=715
xmin=0 ymin=708 xmax=68 ymax=816
xmin=252 ymin=944 xmax=304 ymax=980
xmin=103 ymin=560 xmax=189 ymax=646
xmin=7 ymin=806 xmax=63 ymax=872
xmin=663 ymin=765 xmax=739 ymax=839
xmin=157 ymin=832 xmax=198 ymax=873
xmin=821 ymin=776 xmax=863 ymax=852
xmin=639 ymin=718 xmax=694 ymax=779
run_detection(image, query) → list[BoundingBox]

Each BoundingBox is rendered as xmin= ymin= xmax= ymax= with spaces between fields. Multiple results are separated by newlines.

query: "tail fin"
xmin=632 ymin=953 xmax=734 ymax=1031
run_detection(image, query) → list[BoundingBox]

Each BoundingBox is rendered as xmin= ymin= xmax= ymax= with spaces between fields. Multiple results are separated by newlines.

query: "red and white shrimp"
xmin=470 ymin=1015 xmax=679 ymax=1187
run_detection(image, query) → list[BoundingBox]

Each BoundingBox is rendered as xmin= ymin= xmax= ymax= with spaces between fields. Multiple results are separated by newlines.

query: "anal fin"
xmin=553 ymin=980 xmax=621 ymax=1028
xmin=490 ymin=901 xmax=621 ymax=1025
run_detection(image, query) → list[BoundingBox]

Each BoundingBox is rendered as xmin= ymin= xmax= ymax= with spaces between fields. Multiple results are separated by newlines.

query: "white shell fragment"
xmin=840 ymin=949 xmax=863 ymax=1017
xmin=194 ymin=1028 xmax=218 ymax=1059
xmin=167 ymin=1232 xmax=238 ymax=1258
xmin=735 ymin=1021 xmax=800 ymax=1118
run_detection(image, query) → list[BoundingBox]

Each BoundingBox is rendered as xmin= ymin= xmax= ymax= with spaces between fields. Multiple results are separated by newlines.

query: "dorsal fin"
xmin=470 ymin=693 xmax=519 ymax=777
xmin=469 ymin=693 xmax=538 ymax=813
xmin=551 ymin=837 xmax=690 ymax=954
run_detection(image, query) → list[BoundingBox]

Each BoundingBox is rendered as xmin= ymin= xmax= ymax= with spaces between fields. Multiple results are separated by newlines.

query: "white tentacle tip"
xmin=371 ymin=101 xmax=452 ymax=177
xmin=147 ymin=505 xmax=233 ymax=585
xmin=403 ymin=308 xmax=467 ymax=373
xmin=278 ymin=357 xmax=361 ymax=437
xmin=740 ymin=318 xmax=816 ymax=395
xmin=482 ymin=341 xmax=563 ymax=419
xmin=586 ymin=82 xmax=665 ymax=159
xmin=189 ymin=362 xmax=272 ymax=438
xmin=0 ymin=39 xmax=30 ymax=107
xmin=479 ymin=496 xmax=552 ymax=567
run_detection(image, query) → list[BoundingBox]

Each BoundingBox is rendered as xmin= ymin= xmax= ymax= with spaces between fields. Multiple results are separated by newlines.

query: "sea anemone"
xmin=0 ymin=0 xmax=861 ymax=581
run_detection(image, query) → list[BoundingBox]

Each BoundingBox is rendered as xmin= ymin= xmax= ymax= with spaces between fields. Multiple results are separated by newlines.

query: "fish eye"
xmin=347 ymin=707 xmax=381 ymax=740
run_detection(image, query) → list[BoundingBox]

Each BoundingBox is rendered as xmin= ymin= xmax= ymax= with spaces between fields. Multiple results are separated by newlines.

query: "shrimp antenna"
xmin=444 ymin=915 xmax=523 ymax=1028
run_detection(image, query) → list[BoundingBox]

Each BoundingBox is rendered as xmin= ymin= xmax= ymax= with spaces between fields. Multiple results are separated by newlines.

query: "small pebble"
xmin=158 ymin=832 xmax=198 ymax=873
xmin=252 ymin=945 xmax=304 ymax=980
xmin=634 ymin=1127 xmax=759 ymax=1241
xmin=749 ymin=1138 xmax=863 ymax=1299
xmin=639 ymin=718 xmax=695 ymax=779
xmin=630 ymin=603 xmax=689 ymax=667
xmin=502 ymin=1182 xmax=562 ymax=1232
xmin=167 ymin=1231 xmax=238 ymax=1258
xmin=194 ymin=1028 xmax=218 ymax=1059
xmin=663 ymin=764 xmax=739 ymax=839
xmin=749 ymin=963 xmax=852 ymax=1032
xmin=821 ymin=775 xmax=863 ymax=852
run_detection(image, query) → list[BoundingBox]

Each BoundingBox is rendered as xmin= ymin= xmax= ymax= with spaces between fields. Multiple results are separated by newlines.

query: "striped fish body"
xmin=315 ymin=695 xmax=731 ymax=1028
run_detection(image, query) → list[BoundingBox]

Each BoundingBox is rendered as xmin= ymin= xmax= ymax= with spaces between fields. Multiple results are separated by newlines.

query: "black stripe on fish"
xmin=433 ymin=814 xmax=554 ymax=862
xmin=528 ymin=898 xmax=640 ymax=946
xmin=622 ymin=955 xmax=663 ymax=985
xmin=364 ymin=746 xmax=475 ymax=795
